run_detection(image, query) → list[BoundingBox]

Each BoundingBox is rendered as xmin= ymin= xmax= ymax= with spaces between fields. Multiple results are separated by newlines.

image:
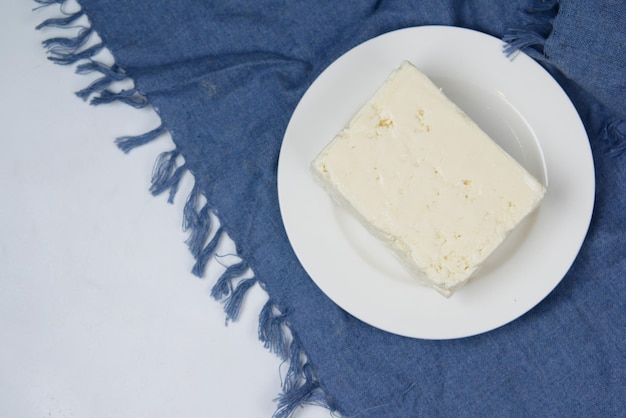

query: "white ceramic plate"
xmin=277 ymin=26 xmax=594 ymax=339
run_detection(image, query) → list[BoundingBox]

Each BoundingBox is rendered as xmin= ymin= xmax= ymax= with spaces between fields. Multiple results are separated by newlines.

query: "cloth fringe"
xmin=36 ymin=9 xmax=84 ymax=29
xmin=35 ymin=1 xmax=339 ymax=417
xmin=259 ymin=300 xmax=290 ymax=360
xmin=149 ymin=148 xmax=188 ymax=202
xmin=89 ymin=88 xmax=148 ymax=108
xmin=183 ymin=185 xmax=213 ymax=257
xmin=75 ymin=61 xmax=128 ymax=102
xmin=209 ymin=266 xmax=339 ymax=415
xmin=503 ymin=0 xmax=559 ymax=59
xmin=502 ymin=0 xmax=625 ymax=160
xmin=36 ymin=3 xmax=147 ymax=106
xmin=115 ymin=124 xmax=168 ymax=154
xmin=181 ymin=187 xmax=224 ymax=278
xmin=274 ymin=337 xmax=339 ymax=418
xmin=211 ymin=261 xmax=250 ymax=300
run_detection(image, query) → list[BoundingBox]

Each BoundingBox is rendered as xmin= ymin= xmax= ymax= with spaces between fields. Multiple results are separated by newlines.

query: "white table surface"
xmin=0 ymin=1 xmax=331 ymax=417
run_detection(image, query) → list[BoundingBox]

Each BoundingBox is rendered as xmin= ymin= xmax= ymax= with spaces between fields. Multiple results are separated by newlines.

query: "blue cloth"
xmin=38 ymin=0 xmax=625 ymax=416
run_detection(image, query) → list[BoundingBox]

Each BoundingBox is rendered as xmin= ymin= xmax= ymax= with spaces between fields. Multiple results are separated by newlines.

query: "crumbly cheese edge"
xmin=312 ymin=157 xmax=470 ymax=298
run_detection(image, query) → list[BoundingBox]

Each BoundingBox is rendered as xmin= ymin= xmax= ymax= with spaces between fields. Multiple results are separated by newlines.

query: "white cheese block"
xmin=311 ymin=61 xmax=546 ymax=297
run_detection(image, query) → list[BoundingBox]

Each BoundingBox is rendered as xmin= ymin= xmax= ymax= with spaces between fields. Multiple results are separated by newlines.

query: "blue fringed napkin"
xmin=37 ymin=0 xmax=625 ymax=416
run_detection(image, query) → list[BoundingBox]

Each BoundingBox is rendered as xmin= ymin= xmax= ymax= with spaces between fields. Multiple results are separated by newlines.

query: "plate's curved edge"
xmin=277 ymin=25 xmax=595 ymax=340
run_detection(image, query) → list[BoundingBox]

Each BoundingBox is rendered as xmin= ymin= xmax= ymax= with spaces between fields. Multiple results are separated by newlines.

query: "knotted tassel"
xmin=115 ymin=125 xmax=167 ymax=154
xmin=223 ymin=277 xmax=258 ymax=322
xmin=148 ymin=149 xmax=187 ymax=202
xmin=258 ymin=300 xmax=289 ymax=360
xmin=90 ymin=88 xmax=148 ymax=108
xmin=274 ymin=338 xmax=338 ymax=418
xmin=191 ymin=226 xmax=222 ymax=277
xmin=36 ymin=10 xmax=84 ymax=29
xmin=76 ymin=61 xmax=126 ymax=79
xmin=211 ymin=261 xmax=249 ymax=300
xmin=183 ymin=187 xmax=213 ymax=258
xmin=75 ymin=75 xmax=114 ymax=101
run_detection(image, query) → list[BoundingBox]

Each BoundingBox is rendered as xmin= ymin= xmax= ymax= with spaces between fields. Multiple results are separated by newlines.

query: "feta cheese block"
xmin=310 ymin=61 xmax=546 ymax=297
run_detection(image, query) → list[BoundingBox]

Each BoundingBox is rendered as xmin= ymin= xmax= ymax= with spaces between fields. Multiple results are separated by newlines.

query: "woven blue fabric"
xmin=38 ymin=0 xmax=625 ymax=416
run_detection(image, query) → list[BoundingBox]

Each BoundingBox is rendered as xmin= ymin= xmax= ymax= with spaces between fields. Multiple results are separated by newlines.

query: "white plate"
xmin=277 ymin=26 xmax=594 ymax=339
